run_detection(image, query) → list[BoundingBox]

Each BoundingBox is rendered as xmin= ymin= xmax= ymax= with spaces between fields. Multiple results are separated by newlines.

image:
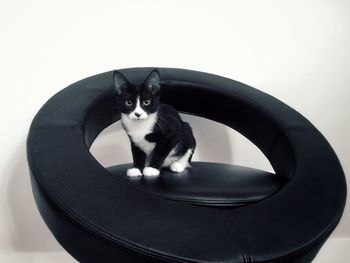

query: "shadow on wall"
xmin=89 ymin=121 xmax=132 ymax=167
xmin=6 ymin=140 xmax=62 ymax=251
xmin=181 ymin=114 xmax=234 ymax=163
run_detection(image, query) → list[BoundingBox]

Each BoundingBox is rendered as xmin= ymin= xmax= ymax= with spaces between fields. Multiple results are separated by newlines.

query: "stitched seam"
xmin=28 ymin=128 xmax=205 ymax=263
xmin=169 ymin=78 xmax=339 ymax=262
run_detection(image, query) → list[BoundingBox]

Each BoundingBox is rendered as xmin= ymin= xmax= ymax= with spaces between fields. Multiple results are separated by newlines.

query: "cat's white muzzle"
xmin=129 ymin=97 xmax=148 ymax=119
xmin=129 ymin=112 xmax=148 ymax=120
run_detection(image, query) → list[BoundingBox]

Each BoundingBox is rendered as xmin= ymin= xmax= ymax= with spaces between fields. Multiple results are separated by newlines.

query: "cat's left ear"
xmin=144 ymin=69 xmax=160 ymax=95
xmin=113 ymin=71 xmax=129 ymax=95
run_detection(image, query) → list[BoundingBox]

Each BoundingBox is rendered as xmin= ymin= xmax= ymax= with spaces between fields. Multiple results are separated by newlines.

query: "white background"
xmin=0 ymin=0 xmax=349 ymax=262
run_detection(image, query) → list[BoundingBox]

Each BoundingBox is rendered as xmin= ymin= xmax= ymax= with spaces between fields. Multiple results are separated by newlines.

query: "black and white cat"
xmin=113 ymin=69 xmax=196 ymax=177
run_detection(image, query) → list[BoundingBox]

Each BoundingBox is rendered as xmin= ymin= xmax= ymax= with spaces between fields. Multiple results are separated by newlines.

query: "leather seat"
xmin=27 ymin=67 xmax=347 ymax=263
xmin=108 ymin=162 xmax=286 ymax=207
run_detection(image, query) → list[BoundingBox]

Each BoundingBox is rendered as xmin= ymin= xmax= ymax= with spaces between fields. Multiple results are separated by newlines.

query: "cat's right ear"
xmin=113 ymin=71 xmax=129 ymax=95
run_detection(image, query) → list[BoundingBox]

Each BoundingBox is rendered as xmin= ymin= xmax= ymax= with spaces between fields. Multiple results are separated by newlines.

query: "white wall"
xmin=0 ymin=0 xmax=349 ymax=260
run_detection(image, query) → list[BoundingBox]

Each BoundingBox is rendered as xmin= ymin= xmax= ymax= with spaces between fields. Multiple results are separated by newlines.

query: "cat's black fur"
xmin=113 ymin=69 xmax=196 ymax=176
xmin=145 ymin=104 xmax=196 ymax=168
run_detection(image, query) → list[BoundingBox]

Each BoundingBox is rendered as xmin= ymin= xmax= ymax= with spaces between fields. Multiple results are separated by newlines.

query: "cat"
xmin=113 ymin=69 xmax=196 ymax=177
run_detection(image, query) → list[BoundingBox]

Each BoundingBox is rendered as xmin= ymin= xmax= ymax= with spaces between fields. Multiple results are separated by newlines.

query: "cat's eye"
xmin=143 ymin=99 xmax=151 ymax=106
xmin=125 ymin=100 xmax=133 ymax=107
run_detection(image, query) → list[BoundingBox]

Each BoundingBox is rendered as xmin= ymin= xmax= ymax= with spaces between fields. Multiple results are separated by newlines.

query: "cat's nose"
xmin=135 ymin=112 xmax=141 ymax=118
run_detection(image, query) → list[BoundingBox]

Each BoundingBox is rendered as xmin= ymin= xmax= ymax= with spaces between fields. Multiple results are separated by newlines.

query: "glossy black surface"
xmin=27 ymin=68 xmax=347 ymax=262
xmin=108 ymin=162 xmax=286 ymax=207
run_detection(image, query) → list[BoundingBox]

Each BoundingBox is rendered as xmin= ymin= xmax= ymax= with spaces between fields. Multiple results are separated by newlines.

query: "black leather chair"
xmin=27 ymin=68 xmax=346 ymax=262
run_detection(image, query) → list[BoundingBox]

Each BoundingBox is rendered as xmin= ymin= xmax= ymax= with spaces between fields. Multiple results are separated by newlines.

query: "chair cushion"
xmin=107 ymin=162 xmax=286 ymax=207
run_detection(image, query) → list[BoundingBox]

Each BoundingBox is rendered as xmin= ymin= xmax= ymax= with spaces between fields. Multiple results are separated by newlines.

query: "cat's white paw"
xmin=170 ymin=162 xmax=185 ymax=173
xmin=127 ymin=168 xmax=142 ymax=177
xmin=143 ymin=167 xmax=160 ymax=177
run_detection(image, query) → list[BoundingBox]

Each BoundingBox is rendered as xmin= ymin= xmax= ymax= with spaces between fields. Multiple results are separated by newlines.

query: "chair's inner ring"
xmin=84 ymin=82 xmax=295 ymax=181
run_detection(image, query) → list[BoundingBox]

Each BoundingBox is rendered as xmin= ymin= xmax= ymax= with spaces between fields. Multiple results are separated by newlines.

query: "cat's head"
xmin=113 ymin=69 xmax=160 ymax=120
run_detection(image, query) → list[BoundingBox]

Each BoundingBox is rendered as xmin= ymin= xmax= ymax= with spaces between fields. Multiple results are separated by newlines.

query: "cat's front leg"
xmin=143 ymin=137 xmax=177 ymax=177
xmin=127 ymin=144 xmax=146 ymax=177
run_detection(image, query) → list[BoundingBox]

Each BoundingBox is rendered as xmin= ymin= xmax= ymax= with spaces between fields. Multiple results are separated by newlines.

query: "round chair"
xmin=27 ymin=68 xmax=347 ymax=262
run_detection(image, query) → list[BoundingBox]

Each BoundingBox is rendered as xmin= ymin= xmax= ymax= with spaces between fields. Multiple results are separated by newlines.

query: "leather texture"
xmin=107 ymin=162 xmax=286 ymax=207
xmin=27 ymin=68 xmax=347 ymax=263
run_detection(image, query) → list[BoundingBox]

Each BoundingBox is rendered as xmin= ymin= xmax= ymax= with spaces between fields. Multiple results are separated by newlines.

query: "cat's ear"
xmin=113 ymin=71 xmax=129 ymax=95
xmin=144 ymin=69 xmax=160 ymax=95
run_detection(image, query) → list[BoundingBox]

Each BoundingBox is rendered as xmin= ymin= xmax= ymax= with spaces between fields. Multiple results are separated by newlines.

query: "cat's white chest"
xmin=121 ymin=113 xmax=157 ymax=155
